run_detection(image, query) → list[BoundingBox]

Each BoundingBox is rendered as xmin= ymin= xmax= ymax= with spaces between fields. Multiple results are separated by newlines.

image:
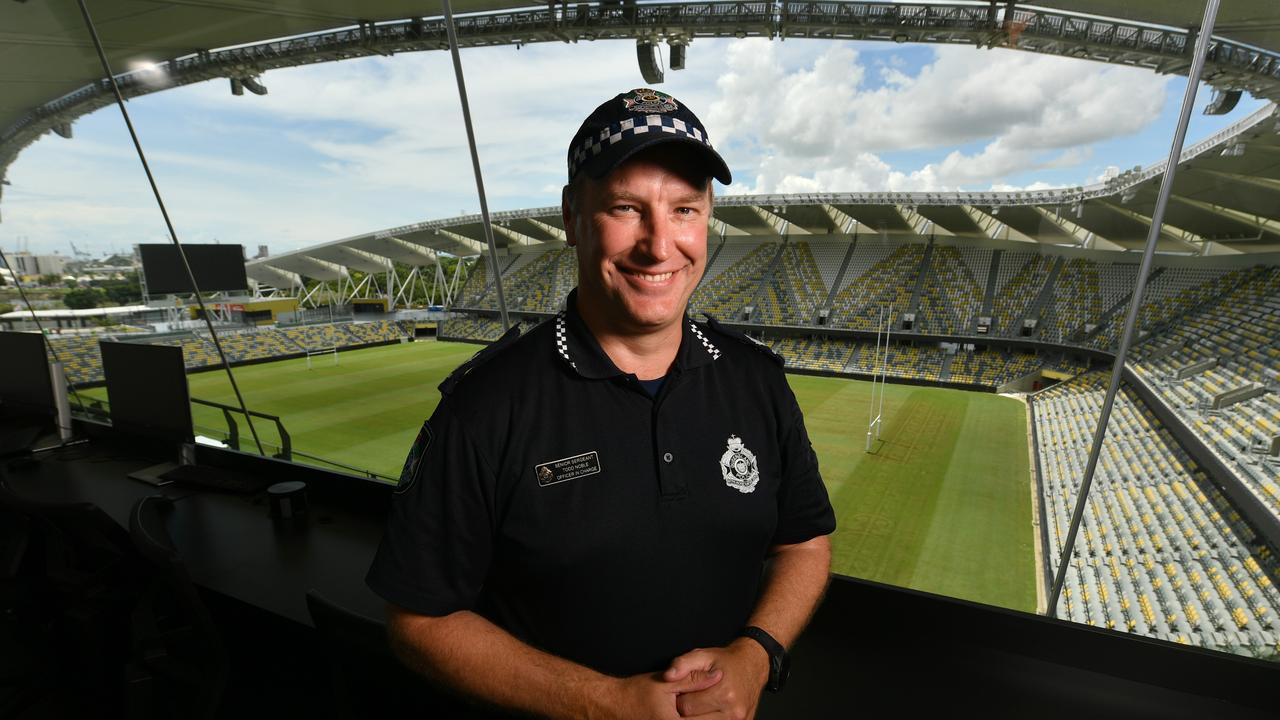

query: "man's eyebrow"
xmin=601 ymin=189 xmax=710 ymax=204
xmin=671 ymin=190 xmax=711 ymax=204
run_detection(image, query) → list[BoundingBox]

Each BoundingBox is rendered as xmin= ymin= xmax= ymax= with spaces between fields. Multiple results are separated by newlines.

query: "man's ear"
xmin=562 ymin=184 xmax=577 ymax=248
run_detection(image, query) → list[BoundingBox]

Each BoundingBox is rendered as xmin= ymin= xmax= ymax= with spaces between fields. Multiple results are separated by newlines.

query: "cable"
xmin=75 ymin=0 xmax=264 ymax=456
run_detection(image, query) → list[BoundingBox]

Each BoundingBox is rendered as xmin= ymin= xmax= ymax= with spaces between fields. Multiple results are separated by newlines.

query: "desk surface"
xmin=1 ymin=442 xmax=387 ymax=625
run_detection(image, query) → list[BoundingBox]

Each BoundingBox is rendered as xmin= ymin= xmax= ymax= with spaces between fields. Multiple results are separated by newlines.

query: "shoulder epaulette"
xmin=703 ymin=315 xmax=784 ymax=366
xmin=438 ymin=325 xmax=523 ymax=395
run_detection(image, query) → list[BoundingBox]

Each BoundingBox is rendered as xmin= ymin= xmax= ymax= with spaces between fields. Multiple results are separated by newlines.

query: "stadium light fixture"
xmin=1219 ymin=142 xmax=1245 ymax=157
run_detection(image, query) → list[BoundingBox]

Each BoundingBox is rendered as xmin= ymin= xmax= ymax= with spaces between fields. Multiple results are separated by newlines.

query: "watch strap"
xmin=740 ymin=625 xmax=787 ymax=692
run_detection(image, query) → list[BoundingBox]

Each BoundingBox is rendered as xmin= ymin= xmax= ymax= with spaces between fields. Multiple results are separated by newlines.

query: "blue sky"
xmin=0 ymin=37 xmax=1266 ymax=258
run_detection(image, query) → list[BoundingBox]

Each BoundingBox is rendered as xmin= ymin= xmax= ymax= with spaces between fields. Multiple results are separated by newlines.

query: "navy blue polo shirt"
xmin=367 ymin=289 xmax=836 ymax=678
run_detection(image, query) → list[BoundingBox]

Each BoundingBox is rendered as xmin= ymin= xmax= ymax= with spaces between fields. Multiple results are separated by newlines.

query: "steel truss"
xmin=294 ymin=262 xmax=455 ymax=308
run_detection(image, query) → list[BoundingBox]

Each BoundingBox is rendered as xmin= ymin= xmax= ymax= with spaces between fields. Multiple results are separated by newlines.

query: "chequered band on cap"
xmin=568 ymin=114 xmax=712 ymax=181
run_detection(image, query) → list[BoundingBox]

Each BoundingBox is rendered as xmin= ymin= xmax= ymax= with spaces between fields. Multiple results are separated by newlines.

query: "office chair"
xmin=127 ymin=494 xmax=226 ymax=720
xmin=305 ymin=590 xmax=466 ymax=719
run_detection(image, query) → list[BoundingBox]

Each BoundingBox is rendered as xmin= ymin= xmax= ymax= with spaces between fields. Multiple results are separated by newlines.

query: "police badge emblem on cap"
xmin=720 ymin=435 xmax=760 ymax=494
xmin=621 ymin=88 xmax=679 ymax=114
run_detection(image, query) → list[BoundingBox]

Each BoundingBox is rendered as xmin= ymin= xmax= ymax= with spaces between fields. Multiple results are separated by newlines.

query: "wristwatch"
xmin=740 ymin=625 xmax=790 ymax=693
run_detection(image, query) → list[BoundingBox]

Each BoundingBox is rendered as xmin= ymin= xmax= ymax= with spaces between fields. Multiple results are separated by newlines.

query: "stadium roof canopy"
xmin=243 ymin=100 xmax=1280 ymax=289
xmin=5 ymin=0 xmax=1280 ymax=175
xmin=4 ymin=0 xmax=1280 ymax=281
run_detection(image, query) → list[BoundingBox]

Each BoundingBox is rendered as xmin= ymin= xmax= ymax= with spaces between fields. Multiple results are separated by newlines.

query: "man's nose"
xmin=639 ymin=213 xmax=676 ymax=262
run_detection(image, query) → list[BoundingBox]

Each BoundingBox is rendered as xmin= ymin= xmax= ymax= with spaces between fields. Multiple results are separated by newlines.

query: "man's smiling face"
xmin=565 ymin=144 xmax=711 ymax=336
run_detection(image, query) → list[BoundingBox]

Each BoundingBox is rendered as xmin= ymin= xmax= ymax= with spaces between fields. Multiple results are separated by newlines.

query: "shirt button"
xmin=663 ymin=452 xmax=674 ymax=463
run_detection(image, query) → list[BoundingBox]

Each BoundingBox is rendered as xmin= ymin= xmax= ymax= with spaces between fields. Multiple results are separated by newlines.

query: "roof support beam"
xmin=526 ymin=219 xmax=566 ymax=242
xmin=1185 ymin=166 xmax=1280 ymax=200
xmin=1169 ymin=195 xmax=1280 ymax=239
xmin=492 ymin=223 xmax=541 ymax=246
xmin=750 ymin=205 xmax=792 ymax=237
xmin=1029 ymin=206 xmax=1126 ymax=250
xmin=385 ymin=237 xmax=438 ymax=265
xmin=899 ymin=205 xmax=949 ymax=237
xmin=438 ymin=229 xmax=487 ymax=255
xmin=961 ymin=205 xmax=1036 ymax=243
xmin=1092 ymin=200 xmax=1204 ymax=252
xmin=821 ymin=204 xmax=859 ymax=235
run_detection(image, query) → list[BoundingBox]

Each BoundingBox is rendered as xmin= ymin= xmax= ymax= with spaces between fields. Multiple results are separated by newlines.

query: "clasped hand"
xmin=608 ymin=639 xmax=769 ymax=720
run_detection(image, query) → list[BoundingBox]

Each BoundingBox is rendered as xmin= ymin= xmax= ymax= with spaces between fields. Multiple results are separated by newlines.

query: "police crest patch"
xmin=395 ymin=422 xmax=432 ymax=494
xmin=621 ymin=88 xmax=679 ymax=114
xmin=719 ymin=435 xmax=759 ymax=494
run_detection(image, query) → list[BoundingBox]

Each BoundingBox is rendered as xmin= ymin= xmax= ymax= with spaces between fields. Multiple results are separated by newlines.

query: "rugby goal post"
xmin=306 ymin=346 xmax=339 ymax=370
xmin=866 ymin=304 xmax=892 ymax=453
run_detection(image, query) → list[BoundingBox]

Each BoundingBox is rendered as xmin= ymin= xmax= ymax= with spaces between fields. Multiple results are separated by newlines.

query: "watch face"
xmin=777 ymin=653 xmax=791 ymax=690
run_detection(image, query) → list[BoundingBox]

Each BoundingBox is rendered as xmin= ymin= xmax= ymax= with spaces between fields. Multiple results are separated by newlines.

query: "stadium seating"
xmin=439 ymin=315 xmax=506 ymax=342
xmin=991 ymin=252 xmax=1053 ymax=336
xmin=1033 ymin=372 xmax=1280 ymax=658
xmin=1039 ymin=258 xmax=1103 ymax=344
xmin=915 ymin=246 xmax=984 ymax=335
xmin=770 ymin=336 xmax=854 ymax=373
xmin=689 ymin=242 xmax=777 ymax=321
xmin=1128 ymin=265 xmax=1280 ymax=517
xmin=947 ymin=349 xmax=1042 ymax=387
xmin=49 ymin=321 xmax=410 ymax=386
xmin=827 ymin=244 xmax=924 ymax=330
xmin=754 ymin=241 xmax=827 ymax=326
xmin=45 ymin=334 xmax=110 ymax=385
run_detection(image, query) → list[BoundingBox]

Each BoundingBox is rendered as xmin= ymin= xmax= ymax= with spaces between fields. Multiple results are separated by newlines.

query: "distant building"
xmin=9 ymin=252 xmax=67 ymax=278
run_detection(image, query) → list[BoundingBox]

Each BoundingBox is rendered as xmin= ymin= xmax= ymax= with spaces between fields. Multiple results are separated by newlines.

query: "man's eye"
xmin=613 ymin=205 xmax=637 ymax=213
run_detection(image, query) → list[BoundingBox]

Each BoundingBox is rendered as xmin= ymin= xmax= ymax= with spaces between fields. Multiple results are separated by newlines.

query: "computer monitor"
xmin=100 ymin=340 xmax=193 ymax=446
xmin=0 ymin=331 xmax=55 ymax=419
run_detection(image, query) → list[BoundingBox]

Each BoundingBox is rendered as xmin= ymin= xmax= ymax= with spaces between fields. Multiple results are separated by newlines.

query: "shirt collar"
xmin=555 ymin=287 xmax=721 ymax=379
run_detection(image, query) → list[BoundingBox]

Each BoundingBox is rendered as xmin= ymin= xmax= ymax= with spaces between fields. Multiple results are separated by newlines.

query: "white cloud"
xmin=709 ymin=41 xmax=1169 ymax=194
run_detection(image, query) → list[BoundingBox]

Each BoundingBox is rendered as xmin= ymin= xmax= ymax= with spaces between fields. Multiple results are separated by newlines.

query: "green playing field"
xmin=120 ymin=339 xmax=1038 ymax=612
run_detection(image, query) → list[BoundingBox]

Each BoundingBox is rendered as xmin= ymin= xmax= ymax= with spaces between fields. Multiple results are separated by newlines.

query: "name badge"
xmin=534 ymin=451 xmax=602 ymax=487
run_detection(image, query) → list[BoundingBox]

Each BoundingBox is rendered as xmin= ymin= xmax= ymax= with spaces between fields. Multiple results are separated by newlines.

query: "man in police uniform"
xmin=367 ymin=88 xmax=836 ymax=719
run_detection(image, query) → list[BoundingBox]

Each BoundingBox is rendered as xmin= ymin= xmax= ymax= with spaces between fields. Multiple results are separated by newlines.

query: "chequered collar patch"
xmin=568 ymin=114 xmax=711 ymax=180
xmin=554 ymin=312 xmax=577 ymax=371
xmin=553 ymin=292 xmax=722 ymax=377
xmin=689 ymin=321 xmax=721 ymax=361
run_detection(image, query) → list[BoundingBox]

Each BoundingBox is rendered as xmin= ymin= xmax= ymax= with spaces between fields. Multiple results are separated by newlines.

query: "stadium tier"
xmin=1033 ymin=372 xmax=1280 ymax=657
xmin=448 ymin=239 xmax=1280 ymax=354
xmin=45 ymin=320 xmax=410 ymax=385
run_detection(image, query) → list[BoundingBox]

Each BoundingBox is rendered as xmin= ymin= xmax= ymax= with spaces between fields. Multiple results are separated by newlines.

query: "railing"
xmin=190 ymin=397 xmax=292 ymax=460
